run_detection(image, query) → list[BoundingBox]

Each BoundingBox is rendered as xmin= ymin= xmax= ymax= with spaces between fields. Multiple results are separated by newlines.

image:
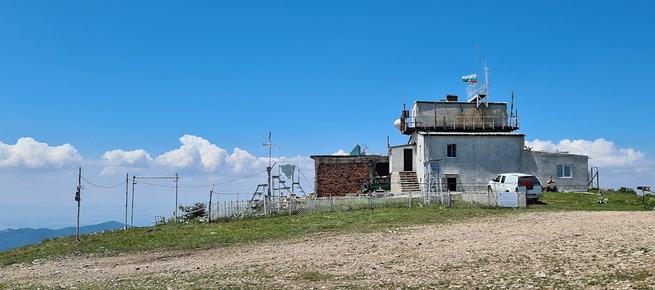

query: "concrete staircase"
xmin=398 ymin=171 xmax=421 ymax=193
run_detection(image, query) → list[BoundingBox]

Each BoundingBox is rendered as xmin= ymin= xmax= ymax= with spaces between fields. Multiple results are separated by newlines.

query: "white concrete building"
xmin=390 ymin=94 xmax=589 ymax=193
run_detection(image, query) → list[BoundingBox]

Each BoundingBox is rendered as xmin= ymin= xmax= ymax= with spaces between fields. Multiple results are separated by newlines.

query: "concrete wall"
xmin=521 ymin=150 xmax=589 ymax=192
xmin=389 ymin=145 xmax=414 ymax=172
xmin=415 ymin=132 xmax=525 ymax=190
xmin=411 ymin=101 xmax=510 ymax=129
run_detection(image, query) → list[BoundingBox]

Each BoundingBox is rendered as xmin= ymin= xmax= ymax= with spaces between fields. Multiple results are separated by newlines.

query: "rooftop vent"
xmin=446 ymin=95 xmax=458 ymax=102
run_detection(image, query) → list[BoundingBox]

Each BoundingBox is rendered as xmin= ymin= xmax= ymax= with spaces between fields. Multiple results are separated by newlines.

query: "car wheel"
xmin=487 ymin=186 xmax=492 ymax=193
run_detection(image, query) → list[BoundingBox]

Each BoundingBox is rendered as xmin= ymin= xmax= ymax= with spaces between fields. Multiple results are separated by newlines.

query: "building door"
xmin=403 ymin=149 xmax=413 ymax=171
xmin=447 ymin=178 xmax=457 ymax=192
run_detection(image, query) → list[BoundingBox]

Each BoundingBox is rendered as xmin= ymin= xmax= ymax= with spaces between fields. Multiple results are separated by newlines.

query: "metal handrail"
xmin=408 ymin=115 xmax=520 ymax=131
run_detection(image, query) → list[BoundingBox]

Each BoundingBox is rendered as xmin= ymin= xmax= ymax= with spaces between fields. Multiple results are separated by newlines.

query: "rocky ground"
xmin=1 ymin=211 xmax=654 ymax=289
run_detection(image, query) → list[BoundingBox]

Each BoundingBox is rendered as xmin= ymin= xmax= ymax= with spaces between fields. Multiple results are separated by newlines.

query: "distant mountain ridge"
xmin=0 ymin=221 xmax=125 ymax=252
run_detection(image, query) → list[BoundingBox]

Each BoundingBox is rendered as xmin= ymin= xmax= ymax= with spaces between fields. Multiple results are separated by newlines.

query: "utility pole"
xmin=208 ymin=185 xmax=215 ymax=223
xmin=75 ymin=167 xmax=82 ymax=242
xmin=124 ymin=173 xmax=129 ymax=229
xmin=131 ymin=175 xmax=136 ymax=228
xmin=175 ymin=173 xmax=179 ymax=217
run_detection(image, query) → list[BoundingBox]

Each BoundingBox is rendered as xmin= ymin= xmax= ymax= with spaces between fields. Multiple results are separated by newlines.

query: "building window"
xmin=447 ymin=144 xmax=457 ymax=158
xmin=557 ymin=165 xmax=572 ymax=178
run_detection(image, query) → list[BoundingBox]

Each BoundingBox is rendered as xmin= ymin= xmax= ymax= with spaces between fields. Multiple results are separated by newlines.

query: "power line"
xmin=81 ymin=176 xmax=126 ymax=189
xmin=133 ymin=169 xmax=267 ymax=189
xmin=81 ymin=168 xmax=296 ymax=192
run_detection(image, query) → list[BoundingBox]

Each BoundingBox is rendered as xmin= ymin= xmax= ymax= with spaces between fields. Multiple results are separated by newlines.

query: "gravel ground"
xmin=1 ymin=211 xmax=654 ymax=289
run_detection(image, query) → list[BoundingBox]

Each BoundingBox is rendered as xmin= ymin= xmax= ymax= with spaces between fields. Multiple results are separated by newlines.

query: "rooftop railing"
xmin=407 ymin=115 xmax=520 ymax=132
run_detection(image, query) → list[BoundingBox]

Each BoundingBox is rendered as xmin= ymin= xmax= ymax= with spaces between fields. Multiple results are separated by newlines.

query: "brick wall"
xmin=310 ymin=155 xmax=389 ymax=197
xmin=315 ymin=163 xmax=370 ymax=197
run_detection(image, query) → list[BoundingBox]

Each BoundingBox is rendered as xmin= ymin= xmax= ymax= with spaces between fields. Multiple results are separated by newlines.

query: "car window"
xmin=493 ymin=175 xmax=501 ymax=182
xmin=518 ymin=176 xmax=541 ymax=189
xmin=501 ymin=176 xmax=506 ymax=183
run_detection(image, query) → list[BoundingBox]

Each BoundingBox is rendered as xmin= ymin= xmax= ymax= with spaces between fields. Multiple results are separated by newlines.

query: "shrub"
xmin=178 ymin=202 xmax=207 ymax=221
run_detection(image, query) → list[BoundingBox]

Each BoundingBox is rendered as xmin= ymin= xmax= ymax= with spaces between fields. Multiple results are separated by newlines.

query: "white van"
xmin=487 ymin=173 xmax=544 ymax=200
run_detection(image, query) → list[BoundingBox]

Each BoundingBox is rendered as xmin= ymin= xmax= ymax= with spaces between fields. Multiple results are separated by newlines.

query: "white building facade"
xmin=390 ymin=98 xmax=589 ymax=193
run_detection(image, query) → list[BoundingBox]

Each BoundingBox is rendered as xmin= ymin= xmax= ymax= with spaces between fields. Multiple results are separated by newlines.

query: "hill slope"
xmin=1 ymin=212 xmax=653 ymax=289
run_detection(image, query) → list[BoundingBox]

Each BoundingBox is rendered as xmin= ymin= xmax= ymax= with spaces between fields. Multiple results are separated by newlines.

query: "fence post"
xmin=330 ymin=195 xmax=333 ymax=212
xmin=488 ymin=190 xmax=491 ymax=206
xmin=264 ymin=198 xmax=268 ymax=216
xmin=409 ymin=191 xmax=412 ymax=208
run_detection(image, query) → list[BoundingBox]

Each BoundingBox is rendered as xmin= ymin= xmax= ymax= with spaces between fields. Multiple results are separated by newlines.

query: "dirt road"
xmin=2 ymin=211 xmax=654 ymax=288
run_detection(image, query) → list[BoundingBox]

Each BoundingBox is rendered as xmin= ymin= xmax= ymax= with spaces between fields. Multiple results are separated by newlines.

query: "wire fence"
xmin=207 ymin=190 xmax=528 ymax=221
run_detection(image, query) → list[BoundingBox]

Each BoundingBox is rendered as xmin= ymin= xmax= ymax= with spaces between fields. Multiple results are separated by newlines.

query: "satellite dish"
xmin=393 ymin=119 xmax=401 ymax=130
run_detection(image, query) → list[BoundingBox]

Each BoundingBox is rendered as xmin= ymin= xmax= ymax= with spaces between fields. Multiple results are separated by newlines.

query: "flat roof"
xmin=419 ymin=131 xmax=525 ymax=137
xmin=414 ymin=100 xmax=508 ymax=105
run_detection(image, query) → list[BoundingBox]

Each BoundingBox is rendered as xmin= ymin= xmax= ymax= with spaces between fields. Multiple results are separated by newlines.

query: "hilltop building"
xmin=389 ymin=71 xmax=589 ymax=193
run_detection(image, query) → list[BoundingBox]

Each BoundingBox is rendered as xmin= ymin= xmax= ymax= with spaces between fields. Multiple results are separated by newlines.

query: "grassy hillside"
xmin=1 ymin=190 xmax=652 ymax=266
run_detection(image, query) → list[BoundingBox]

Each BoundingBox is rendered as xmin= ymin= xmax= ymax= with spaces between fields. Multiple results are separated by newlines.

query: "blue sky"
xmin=1 ymin=1 xmax=654 ymax=229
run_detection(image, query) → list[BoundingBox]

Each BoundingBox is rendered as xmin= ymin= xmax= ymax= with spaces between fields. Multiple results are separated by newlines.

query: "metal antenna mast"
xmin=466 ymin=44 xmax=490 ymax=107
xmin=263 ymin=132 xmax=275 ymax=198
xmin=510 ymin=91 xmax=515 ymax=116
xmin=475 ymin=44 xmax=479 ymax=94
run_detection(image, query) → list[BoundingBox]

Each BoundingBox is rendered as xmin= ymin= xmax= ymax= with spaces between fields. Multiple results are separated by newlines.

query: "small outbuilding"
xmin=310 ymin=154 xmax=389 ymax=197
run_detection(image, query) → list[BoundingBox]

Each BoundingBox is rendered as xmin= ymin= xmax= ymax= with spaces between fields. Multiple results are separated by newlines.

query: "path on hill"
xmin=1 ymin=211 xmax=654 ymax=288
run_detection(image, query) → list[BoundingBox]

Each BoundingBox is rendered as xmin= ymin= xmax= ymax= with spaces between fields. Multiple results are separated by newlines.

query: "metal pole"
xmin=208 ymin=185 xmax=214 ymax=223
xmin=175 ymin=173 xmax=179 ymax=217
xmin=131 ymin=175 xmax=136 ymax=228
xmin=124 ymin=173 xmax=128 ymax=229
xmin=76 ymin=167 xmax=81 ymax=242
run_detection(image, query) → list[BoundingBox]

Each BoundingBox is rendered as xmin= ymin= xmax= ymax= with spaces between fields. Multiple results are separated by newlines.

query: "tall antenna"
xmin=466 ymin=45 xmax=490 ymax=106
xmin=403 ymin=90 xmax=406 ymax=110
xmin=263 ymin=132 xmax=275 ymax=197
xmin=482 ymin=56 xmax=490 ymax=106
xmin=475 ymin=44 xmax=479 ymax=94
xmin=510 ymin=91 xmax=515 ymax=117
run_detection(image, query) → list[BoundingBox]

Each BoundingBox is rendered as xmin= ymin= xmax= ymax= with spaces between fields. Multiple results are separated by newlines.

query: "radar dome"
xmin=393 ymin=119 xmax=401 ymax=130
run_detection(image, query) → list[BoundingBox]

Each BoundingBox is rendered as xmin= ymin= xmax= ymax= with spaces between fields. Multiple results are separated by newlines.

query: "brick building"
xmin=310 ymin=155 xmax=389 ymax=197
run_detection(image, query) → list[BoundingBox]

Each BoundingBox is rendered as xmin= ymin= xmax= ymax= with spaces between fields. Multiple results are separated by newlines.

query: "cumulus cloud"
xmin=333 ymin=150 xmax=348 ymax=156
xmin=102 ymin=149 xmax=153 ymax=167
xmin=94 ymin=135 xmax=314 ymax=180
xmin=99 ymin=149 xmax=154 ymax=176
xmin=525 ymin=138 xmax=647 ymax=168
xmin=226 ymin=148 xmax=258 ymax=174
xmin=151 ymin=135 xmax=268 ymax=175
xmin=0 ymin=137 xmax=82 ymax=168
xmin=154 ymin=135 xmax=229 ymax=172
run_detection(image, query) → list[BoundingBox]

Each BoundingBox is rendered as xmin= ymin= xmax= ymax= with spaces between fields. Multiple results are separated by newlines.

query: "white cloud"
xmin=0 ymin=137 xmax=82 ymax=168
xmin=333 ymin=150 xmax=348 ymax=156
xmin=102 ymin=149 xmax=153 ymax=167
xmin=99 ymin=149 xmax=154 ymax=176
xmin=226 ymin=148 xmax=258 ymax=174
xmin=94 ymin=135 xmax=315 ymax=181
xmin=154 ymin=135 xmax=229 ymax=172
